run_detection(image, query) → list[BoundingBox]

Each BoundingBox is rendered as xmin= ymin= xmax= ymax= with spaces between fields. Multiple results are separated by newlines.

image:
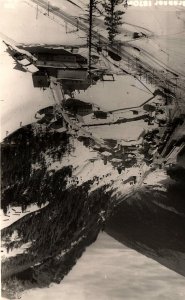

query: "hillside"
xmin=1 ymin=1 xmax=185 ymax=299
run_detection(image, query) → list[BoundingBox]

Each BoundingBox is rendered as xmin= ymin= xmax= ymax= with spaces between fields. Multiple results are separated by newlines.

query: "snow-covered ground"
xmin=82 ymin=108 xmax=146 ymax=125
xmin=142 ymin=169 xmax=167 ymax=186
xmin=1 ymin=242 xmax=32 ymax=259
xmin=1 ymin=227 xmax=32 ymax=261
xmin=45 ymin=138 xmax=145 ymax=199
xmin=0 ymin=0 xmax=86 ymax=45
xmin=0 ymin=0 xmax=86 ymax=140
xmin=75 ymin=74 xmax=154 ymax=111
xmin=0 ymin=202 xmax=49 ymax=230
xmin=0 ymin=39 xmax=53 ymax=140
xmin=123 ymin=4 xmax=185 ymax=76
xmin=87 ymin=120 xmax=147 ymax=140
xmin=125 ymin=3 xmax=184 ymax=36
xmin=45 ymin=0 xmax=185 ymax=77
xmin=51 ymin=0 xmax=83 ymax=16
xmin=9 ymin=232 xmax=185 ymax=300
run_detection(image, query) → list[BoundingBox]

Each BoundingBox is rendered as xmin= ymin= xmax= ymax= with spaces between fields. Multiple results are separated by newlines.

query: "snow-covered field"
xmin=87 ymin=120 xmax=147 ymax=140
xmin=46 ymin=0 xmax=185 ymax=76
xmin=1 ymin=242 xmax=32 ymax=259
xmin=0 ymin=0 xmax=86 ymax=45
xmin=123 ymin=4 xmax=185 ymax=76
xmin=45 ymin=138 xmax=141 ymax=197
xmin=0 ymin=202 xmax=48 ymax=230
xmin=142 ymin=169 xmax=167 ymax=186
xmin=75 ymin=74 xmax=154 ymax=111
xmin=0 ymin=40 xmax=53 ymax=140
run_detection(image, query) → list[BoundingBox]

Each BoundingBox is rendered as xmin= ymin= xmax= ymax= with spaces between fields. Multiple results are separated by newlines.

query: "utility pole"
xmin=48 ymin=1 xmax=50 ymax=16
xmin=36 ymin=4 xmax=38 ymax=19
xmin=76 ymin=18 xmax=79 ymax=31
xmin=88 ymin=0 xmax=93 ymax=74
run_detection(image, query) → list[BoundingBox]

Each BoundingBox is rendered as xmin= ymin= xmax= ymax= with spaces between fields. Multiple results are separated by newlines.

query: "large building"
xmin=32 ymin=70 xmax=50 ymax=88
xmin=20 ymin=46 xmax=87 ymax=63
xmin=20 ymin=46 xmax=88 ymax=82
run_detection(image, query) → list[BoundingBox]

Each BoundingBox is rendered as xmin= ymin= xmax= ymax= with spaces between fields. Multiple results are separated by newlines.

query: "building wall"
xmin=38 ymin=54 xmax=76 ymax=62
xmin=57 ymin=69 xmax=87 ymax=80
xmin=32 ymin=72 xmax=49 ymax=88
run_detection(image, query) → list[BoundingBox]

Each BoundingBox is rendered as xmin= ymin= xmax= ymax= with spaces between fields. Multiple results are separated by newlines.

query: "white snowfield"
xmin=0 ymin=37 xmax=53 ymax=140
xmin=87 ymin=120 xmax=148 ymax=140
xmin=74 ymin=74 xmax=155 ymax=111
xmin=0 ymin=202 xmax=49 ymax=230
xmin=46 ymin=138 xmax=156 ymax=200
xmin=1 ymin=242 xmax=32 ymax=260
xmin=123 ymin=4 xmax=185 ymax=76
xmin=142 ymin=168 xmax=167 ymax=186
xmin=0 ymin=0 xmax=86 ymax=45
xmin=46 ymin=0 xmax=185 ymax=77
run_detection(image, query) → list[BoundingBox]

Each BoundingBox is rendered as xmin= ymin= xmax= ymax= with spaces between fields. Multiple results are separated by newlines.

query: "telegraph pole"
xmin=88 ymin=0 xmax=93 ymax=74
xmin=36 ymin=4 xmax=38 ymax=19
xmin=48 ymin=1 xmax=50 ymax=16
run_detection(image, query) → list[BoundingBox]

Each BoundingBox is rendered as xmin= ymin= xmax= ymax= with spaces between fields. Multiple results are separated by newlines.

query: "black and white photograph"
xmin=1 ymin=0 xmax=185 ymax=299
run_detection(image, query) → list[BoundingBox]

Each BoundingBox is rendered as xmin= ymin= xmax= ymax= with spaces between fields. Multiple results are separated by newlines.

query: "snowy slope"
xmin=0 ymin=40 xmax=54 ymax=140
xmin=0 ymin=203 xmax=48 ymax=230
xmin=75 ymin=74 xmax=154 ymax=111
xmin=0 ymin=0 xmax=87 ymax=140
xmin=123 ymin=4 xmax=185 ymax=75
xmin=1 ymin=2 xmax=184 ymax=299
xmin=0 ymin=0 xmax=86 ymax=45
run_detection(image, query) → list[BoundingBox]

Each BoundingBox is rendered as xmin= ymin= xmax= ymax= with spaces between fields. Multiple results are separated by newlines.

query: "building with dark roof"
xmin=23 ymin=46 xmax=88 ymax=82
xmin=20 ymin=46 xmax=87 ymax=64
xmin=64 ymin=99 xmax=93 ymax=116
xmin=94 ymin=111 xmax=108 ymax=119
xmin=32 ymin=71 xmax=50 ymax=88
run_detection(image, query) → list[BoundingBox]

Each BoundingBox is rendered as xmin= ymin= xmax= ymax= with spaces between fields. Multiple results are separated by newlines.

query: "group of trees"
xmin=103 ymin=0 xmax=125 ymax=44
xmin=1 ymin=121 xmax=69 ymax=213
xmin=89 ymin=0 xmax=127 ymax=44
xmin=1 ymin=182 xmax=112 ymax=298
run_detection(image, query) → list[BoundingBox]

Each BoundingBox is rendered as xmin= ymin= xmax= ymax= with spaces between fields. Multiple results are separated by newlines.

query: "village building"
xmin=21 ymin=46 xmax=87 ymax=64
xmin=131 ymin=110 xmax=139 ymax=115
xmin=32 ymin=70 xmax=50 ymax=88
xmin=23 ymin=46 xmax=88 ymax=83
xmin=64 ymin=98 xmax=93 ymax=116
xmin=61 ymin=78 xmax=92 ymax=94
xmin=94 ymin=111 xmax=108 ymax=119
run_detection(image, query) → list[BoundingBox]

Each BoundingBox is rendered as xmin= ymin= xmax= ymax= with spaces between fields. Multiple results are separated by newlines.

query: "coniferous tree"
xmin=103 ymin=0 xmax=125 ymax=44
